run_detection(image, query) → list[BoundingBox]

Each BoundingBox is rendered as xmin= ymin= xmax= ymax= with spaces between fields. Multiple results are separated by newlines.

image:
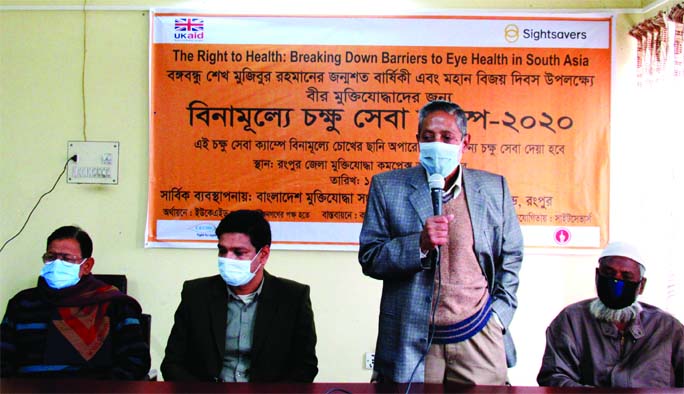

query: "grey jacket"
xmin=537 ymin=299 xmax=684 ymax=387
xmin=358 ymin=165 xmax=524 ymax=383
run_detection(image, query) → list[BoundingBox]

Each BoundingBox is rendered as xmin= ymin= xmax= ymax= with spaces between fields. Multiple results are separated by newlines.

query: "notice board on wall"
xmin=147 ymin=12 xmax=612 ymax=250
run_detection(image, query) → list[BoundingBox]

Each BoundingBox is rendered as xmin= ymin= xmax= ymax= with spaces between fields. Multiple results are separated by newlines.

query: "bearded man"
xmin=537 ymin=241 xmax=684 ymax=388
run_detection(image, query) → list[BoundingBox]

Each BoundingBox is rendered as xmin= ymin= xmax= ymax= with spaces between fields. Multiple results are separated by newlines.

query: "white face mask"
xmin=40 ymin=259 xmax=85 ymax=289
xmin=419 ymin=142 xmax=463 ymax=178
xmin=218 ymin=249 xmax=262 ymax=287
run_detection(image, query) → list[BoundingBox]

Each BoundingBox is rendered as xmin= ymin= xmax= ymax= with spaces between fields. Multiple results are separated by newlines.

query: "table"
xmin=1 ymin=379 xmax=683 ymax=394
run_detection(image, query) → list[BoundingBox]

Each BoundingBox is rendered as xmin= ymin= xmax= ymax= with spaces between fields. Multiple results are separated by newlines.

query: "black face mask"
xmin=596 ymin=272 xmax=640 ymax=309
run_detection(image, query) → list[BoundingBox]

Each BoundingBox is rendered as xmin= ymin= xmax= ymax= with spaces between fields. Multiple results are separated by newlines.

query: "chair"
xmin=94 ymin=274 xmax=156 ymax=380
xmin=95 ymin=274 xmax=127 ymax=293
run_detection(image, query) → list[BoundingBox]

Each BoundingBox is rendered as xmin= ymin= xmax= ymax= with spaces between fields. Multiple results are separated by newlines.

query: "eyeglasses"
xmin=42 ymin=252 xmax=83 ymax=264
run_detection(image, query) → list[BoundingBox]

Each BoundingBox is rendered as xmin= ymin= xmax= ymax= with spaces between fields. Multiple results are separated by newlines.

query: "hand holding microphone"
xmin=420 ymin=174 xmax=452 ymax=269
xmin=429 ymin=173 xmax=445 ymax=216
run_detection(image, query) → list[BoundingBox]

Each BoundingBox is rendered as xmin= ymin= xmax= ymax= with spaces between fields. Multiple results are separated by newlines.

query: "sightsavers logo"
xmin=504 ymin=24 xmax=520 ymax=43
xmin=504 ymin=23 xmax=588 ymax=43
xmin=174 ymin=17 xmax=205 ymax=41
xmin=191 ymin=223 xmax=216 ymax=238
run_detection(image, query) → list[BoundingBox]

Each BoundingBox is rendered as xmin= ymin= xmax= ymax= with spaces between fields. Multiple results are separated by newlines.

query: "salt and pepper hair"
xmin=46 ymin=225 xmax=93 ymax=258
xmin=589 ymin=298 xmax=642 ymax=324
xmin=417 ymin=100 xmax=468 ymax=139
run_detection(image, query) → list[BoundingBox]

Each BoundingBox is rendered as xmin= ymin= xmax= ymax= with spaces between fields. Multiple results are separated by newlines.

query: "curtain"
xmin=628 ymin=3 xmax=683 ymax=320
xmin=629 ymin=4 xmax=684 ymax=85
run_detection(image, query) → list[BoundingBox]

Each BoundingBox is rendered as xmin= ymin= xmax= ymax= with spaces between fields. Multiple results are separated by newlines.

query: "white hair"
xmin=589 ymin=298 xmax=642 ymax=324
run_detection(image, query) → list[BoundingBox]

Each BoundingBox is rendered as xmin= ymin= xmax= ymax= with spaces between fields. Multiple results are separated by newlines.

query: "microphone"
xmin=425 ymin=174 xmax=445 ymax=270
xmin=428 ymin=174 xmax=445 ymax=216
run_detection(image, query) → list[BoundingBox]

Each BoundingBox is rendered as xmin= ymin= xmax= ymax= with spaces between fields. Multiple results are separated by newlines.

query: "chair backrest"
xmin=140 ymin=313 xmax=152 ymax=346
xmin=91 ymin=273 xmax=155 ymax=380
xmin=94 ymin=274 xmax=150 ymax=346
xmin=94 ymin=274 xmax=127 ymax=294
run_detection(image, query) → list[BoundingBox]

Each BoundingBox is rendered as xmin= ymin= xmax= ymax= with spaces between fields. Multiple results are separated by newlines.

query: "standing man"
xmin=161 ymin=209 xmax=318 ymax=382
xmin=537 ymin=241 xmax=684 ymax=387
xmin=359 ymin=100 xmax=523 ymax=384
xmin=0 ymin=225 xmax=151 ymax=379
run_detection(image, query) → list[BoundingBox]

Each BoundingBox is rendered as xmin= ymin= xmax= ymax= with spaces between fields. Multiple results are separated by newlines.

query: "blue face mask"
xmin=419 ymin=142 xmax=463 ymax=178
xmin=40 ymin=259 xmax=85 ymax=289
xmin=218 ymin=249 xmax=262 ymax=287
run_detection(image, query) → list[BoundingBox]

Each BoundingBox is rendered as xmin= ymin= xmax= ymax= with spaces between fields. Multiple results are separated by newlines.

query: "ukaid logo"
xmin=174 ymin=17 xmax=204 ymax=41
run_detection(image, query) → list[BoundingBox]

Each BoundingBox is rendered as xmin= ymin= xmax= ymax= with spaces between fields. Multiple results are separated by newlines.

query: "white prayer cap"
xmin=599 ymin=241 xmax=645 ymax=268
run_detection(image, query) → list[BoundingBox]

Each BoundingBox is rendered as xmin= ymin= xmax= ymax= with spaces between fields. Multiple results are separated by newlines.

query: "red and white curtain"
xmin=629 ymin=4 xmax=684 ymax=85
xmin=628 ymin=4 xmax=683 ymax=320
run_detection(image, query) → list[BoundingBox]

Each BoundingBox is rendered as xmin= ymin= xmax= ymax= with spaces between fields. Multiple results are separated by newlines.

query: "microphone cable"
xmin=404 ymin=251 xmax=442 ymax=394
xmin=324 ymin=388 xmax=353 ymax=394
xmin=0 ymin=155 xmax=76 ymax=253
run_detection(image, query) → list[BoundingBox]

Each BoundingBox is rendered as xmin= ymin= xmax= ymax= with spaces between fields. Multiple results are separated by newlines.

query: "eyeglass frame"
xmin=41 ymin=252 xmax=84 ymax=265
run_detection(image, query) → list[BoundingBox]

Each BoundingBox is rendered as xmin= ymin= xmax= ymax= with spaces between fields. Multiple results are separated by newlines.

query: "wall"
xmin=1 ymin=0 xmax=681 ymax=385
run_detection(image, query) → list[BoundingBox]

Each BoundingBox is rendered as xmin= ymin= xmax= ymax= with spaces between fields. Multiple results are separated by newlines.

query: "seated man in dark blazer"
xmin=161 ymin=210 xmax=318 ymax=382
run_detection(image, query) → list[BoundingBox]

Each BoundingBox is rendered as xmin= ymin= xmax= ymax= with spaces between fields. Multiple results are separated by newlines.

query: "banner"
xmin=147 ymin=13 xmax=612 ymax=250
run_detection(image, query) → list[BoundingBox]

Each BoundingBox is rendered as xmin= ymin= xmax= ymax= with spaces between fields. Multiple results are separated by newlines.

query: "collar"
xmin=626 ymin=308 xmax=645 ymax=339
xmin=594 ymin=301 xmax=645 ymax=340
xmin=227 ymin=276 xmax=265 ymax=304
xmin=423 ymin=165 xmax=463 ymax=200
